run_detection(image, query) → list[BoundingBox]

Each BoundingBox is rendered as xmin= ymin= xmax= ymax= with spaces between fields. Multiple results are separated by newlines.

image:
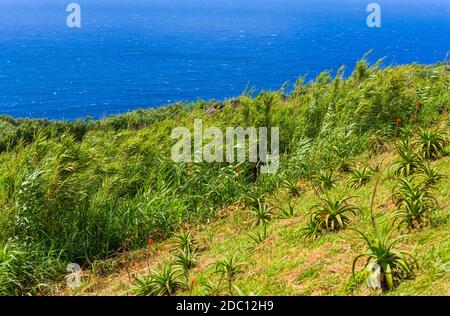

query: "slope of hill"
xmin=0 ymin=59 xmax=449 ymax=296
xmin=57 ymin=144 xmax=449 ymax=296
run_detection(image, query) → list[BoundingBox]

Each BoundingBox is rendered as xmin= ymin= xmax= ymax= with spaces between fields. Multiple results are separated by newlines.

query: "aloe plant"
xmin=419 ymin=163 xmax=445 ymax=187
xmin=280 ymin=179 xmax=300 ymax=197
xmin=174 ymin=248 xmax=197 ymax=271
xmin=172 ymin=230 xmax=196 ymax=253
xmin=313 ymin=170 xmax=337 ymax=192
xmin=353 ymin=168 xmax=418 ymax=291
xmin=391 ymin=177 xmax=436 ymax=208
xmin=391 ymin=177 xmax=437 ymax=229
xmin=250 ymin=199 xmax=272 ymax=227
xmin=347 ymin=166 xmax=372 ymax=188
xmin=133 ymin=265 xmax=186 ymax=296
xmin=309 ymin=195 xmax=360 ymax=232
xmin=352 ymin=227 xmax=418 ymax=291
xmin=277 ymin=201 xmax=296 ymax=219
xmin=246 ymin=224 xmax=268 ymax=246
xmin=393 ymin=198 xmax=435 ymax=230
xmin=245 ymin=188 xmax=266 ymax=208
xmin=211 ymin=256 xmax=246 ymax=295
xmin=300 ymin=217 xmax=322 ymax=241
xmin=417 ymin=128 xmax=448 ymax=159
xmin=394 ymin=147 xmax=424 ymax=177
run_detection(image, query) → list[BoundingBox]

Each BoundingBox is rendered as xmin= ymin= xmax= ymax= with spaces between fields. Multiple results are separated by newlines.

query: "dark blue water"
xmin=0 ymin=0 xmax=449 ymax=119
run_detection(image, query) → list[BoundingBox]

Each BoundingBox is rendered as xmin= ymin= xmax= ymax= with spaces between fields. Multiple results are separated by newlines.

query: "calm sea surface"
xmin=0 ymin=0 xmax=449 ymax=119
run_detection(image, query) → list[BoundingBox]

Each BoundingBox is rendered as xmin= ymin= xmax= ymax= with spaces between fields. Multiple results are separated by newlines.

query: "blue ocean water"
xmin=0 ymin=0 xmax=449 ymax=120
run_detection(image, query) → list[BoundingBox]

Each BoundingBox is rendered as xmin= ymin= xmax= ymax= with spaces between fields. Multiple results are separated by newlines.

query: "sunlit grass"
xmin=0 ymin=59 xmax=448 ymax=295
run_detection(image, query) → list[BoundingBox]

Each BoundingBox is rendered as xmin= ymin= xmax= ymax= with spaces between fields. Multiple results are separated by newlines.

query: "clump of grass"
xmin=0 ymin=243 xmax=64 ymax=296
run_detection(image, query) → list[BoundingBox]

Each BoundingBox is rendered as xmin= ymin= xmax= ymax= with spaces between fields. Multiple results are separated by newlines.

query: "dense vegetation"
xmin=0 ymin=58 xmax=449 ymax=295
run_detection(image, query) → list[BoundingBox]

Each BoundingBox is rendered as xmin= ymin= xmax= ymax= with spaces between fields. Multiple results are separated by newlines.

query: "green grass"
xmin=0 ymin=58 xmax=449 ymax=295
xmin=169 ymin=155 xmax=449 ymax=296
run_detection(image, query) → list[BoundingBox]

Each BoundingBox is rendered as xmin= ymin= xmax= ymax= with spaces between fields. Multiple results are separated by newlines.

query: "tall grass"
xmin=0 ymin=59 xmax=448 ymax=294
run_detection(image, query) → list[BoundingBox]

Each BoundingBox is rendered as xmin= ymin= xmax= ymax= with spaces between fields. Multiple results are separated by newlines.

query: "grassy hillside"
xmin=62 ymin=151 xmax=450 ymax=296
xmin=0 ymin=58 xmax=449 ymax=296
